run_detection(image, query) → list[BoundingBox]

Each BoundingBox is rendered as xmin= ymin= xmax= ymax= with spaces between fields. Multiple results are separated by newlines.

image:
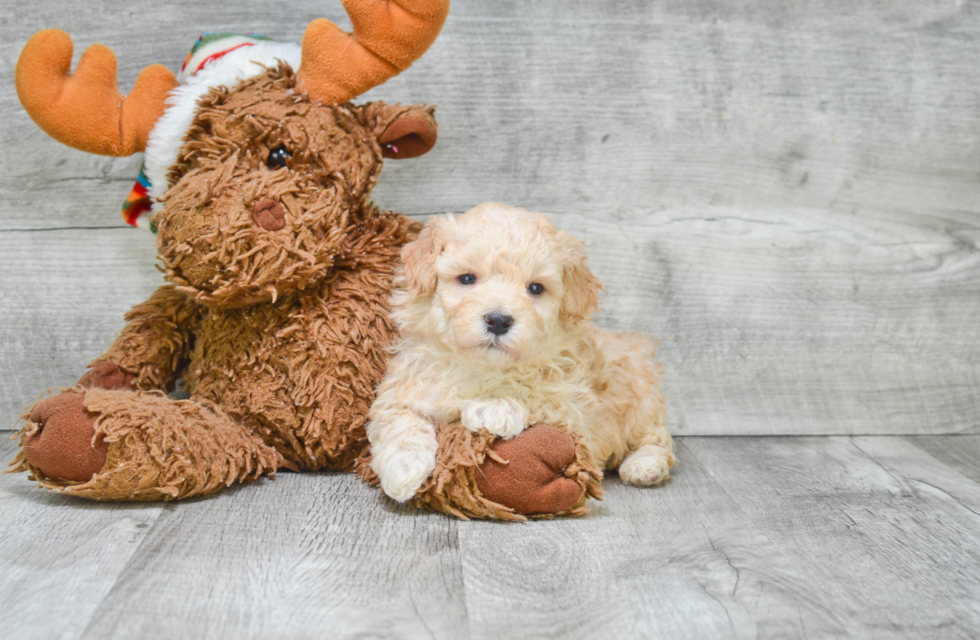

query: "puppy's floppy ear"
xmin=402 ymin=216 xmax=448 ymax=296
xmin=559 ymin=233 xmax=603 ymax=322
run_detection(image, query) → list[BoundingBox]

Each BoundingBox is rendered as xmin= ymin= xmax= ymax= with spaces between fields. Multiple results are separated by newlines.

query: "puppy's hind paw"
xmin=374 ymin=448 xmax=436 ymax=503
xmin=619 ymin=445 xmax=673 ymax=486
xmin=461 ymin=397 xmax=529 ymax=439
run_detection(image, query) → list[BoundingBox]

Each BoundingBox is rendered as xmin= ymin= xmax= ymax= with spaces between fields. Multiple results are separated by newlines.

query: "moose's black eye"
xmin=458 ymin=274 xmax=477 ymax=285
xmin=267 ymin=144 xmax=290 ymax=169
xmin=528 ymin=282 xmax=545 ymax=295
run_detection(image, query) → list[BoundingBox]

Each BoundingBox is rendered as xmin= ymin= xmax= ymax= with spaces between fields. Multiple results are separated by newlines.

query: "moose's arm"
xmin=83 ymin=284 xmax=199 ymax=392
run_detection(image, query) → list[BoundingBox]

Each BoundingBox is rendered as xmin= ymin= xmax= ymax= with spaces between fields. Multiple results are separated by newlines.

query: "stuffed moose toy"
xmin=10 ymin=0 xmax=602 ymax=520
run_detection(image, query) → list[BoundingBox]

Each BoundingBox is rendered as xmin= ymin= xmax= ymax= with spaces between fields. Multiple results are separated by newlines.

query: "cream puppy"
xmin=368 ymin=203 xmax=675 ymax=502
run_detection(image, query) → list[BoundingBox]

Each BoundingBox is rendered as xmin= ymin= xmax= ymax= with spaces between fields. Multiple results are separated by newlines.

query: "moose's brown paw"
xmin=23 ymin=392 xmax=107 ymax=482
xmin=78 ymin=361 xmax=138 ymax=391
xmin=476 ymin=425 xmax=585 ymax=516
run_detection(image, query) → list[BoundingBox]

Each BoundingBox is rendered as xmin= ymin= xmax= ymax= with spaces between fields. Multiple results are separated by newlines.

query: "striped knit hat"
xmin=122 ymin=33 xmax=301 ymax=231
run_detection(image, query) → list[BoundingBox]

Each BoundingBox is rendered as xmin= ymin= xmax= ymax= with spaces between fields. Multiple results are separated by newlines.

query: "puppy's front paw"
xmin=372 ymin=447 xmax=437 ymax=503
xmin=619 ymin=445 xmax=673 ymax=486
xmin=461 ymin=397 xmax=529 ymax=439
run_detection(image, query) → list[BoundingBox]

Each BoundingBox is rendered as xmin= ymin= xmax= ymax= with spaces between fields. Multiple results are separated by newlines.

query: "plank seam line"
xmin=0 ymin=226 xmax=132 ymax=233
xmin=852 ymin=436 xmax=980 ymax=514
xmin=76 ymin=502 xmax=172 ymax=639
xmin=911 ymin=478 xmax=980 ymax=518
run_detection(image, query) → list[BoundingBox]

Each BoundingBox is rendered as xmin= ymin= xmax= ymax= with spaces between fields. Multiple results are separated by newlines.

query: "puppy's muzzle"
xmin=484 ymin=312 xmax=514 ymax=336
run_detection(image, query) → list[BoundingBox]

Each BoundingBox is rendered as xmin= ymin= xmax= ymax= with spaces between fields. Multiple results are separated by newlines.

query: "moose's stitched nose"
xmin=485 ymin=312 xmax=514 ymax=336
xmin=252 ymin=198 xmax=286 ymax=231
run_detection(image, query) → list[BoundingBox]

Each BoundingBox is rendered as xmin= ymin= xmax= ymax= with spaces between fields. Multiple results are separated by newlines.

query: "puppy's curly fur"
xmin=368 ymin=202 xmax=676 ymax=502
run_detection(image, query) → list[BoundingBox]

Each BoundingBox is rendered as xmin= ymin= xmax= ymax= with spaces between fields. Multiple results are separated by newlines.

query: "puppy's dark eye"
xmin=458 ymin=274 xmax=477 ymax=285
xmin=528 ymin=282 xmax=545 ymax=295
xmin=267 ymin=144 xmax=291 ymax=169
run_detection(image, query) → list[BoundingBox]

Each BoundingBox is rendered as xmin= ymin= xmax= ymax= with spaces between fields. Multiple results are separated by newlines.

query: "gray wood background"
xmin=2 ymin=0 xmax=979 ymax=435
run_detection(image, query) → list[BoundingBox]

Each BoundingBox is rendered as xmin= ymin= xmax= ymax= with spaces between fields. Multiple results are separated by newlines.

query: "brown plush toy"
xmin=9 ymin=1 xmax=601 ymax=518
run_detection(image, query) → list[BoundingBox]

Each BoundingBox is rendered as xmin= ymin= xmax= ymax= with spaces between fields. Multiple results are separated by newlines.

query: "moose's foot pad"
xmin=23 ymin=392 xmax=107 ymax=483
xmin=476 ymin=425 xmax=587 ymax=516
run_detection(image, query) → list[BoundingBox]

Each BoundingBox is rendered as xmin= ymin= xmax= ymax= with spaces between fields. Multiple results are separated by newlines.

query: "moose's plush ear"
xmin=379 ymin=109 xmax=438 ymax=159
xmin=359 ymin=103 xmax=438 ymax=159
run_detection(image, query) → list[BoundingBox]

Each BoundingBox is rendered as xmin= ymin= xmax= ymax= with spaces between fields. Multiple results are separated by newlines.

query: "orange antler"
xmin=297 ymin=0 xmax=450 ymax=105
xmin=15 ymin=29 xmax=178 ymax=156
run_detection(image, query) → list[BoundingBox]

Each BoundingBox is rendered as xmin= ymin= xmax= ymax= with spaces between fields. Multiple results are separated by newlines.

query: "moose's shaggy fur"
xmin=12 ymin=68 xmax=424 ymax=498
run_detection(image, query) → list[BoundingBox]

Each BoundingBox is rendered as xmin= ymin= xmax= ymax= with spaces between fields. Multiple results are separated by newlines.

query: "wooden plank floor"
xmin=5 ymin=436 xmax=980 ymax=639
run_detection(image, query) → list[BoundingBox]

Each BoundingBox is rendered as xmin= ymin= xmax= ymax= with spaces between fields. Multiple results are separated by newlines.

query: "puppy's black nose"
xmin=485 ymin=312 xmax=514 ymax=336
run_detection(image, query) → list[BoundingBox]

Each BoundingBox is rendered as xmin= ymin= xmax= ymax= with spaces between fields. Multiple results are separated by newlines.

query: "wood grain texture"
xmin=909 ymin=436 xmax=980 ymax=486
xmin=3 ymin=0 xmax=980 ymax=226
xmin=2 ymin=0 xmax=979 ymax=434
xmin=79 ymin=472 xmax=469 ymax=640
xmin=6 ymin=436 xmax=980 ymax=639
xmin=0 ymin=229 xmax=161 ymax=421
xmin=455 ymin=439 xmax=846 ymax=639
xmin=0 ymin=439 xmax=166 ymax=639
xmin=687 ymin=436 xmax=980 ymax=639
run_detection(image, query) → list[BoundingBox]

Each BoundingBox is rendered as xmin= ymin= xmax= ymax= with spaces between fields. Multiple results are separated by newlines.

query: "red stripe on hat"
xmin=192 ymin=42 xmax=256 ymax=75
